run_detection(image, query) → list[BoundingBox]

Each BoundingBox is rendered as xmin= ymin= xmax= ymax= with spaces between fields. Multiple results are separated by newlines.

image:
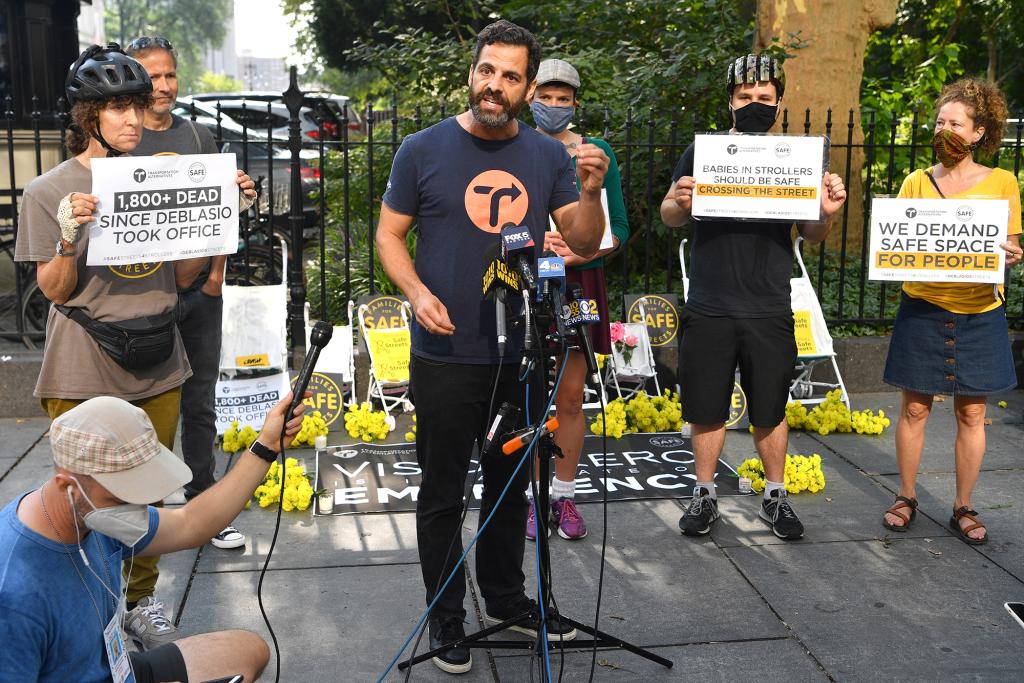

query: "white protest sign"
xmin=868 ymin=198 xmax=1008 ymax=284
xmin=214 ymin=372 xmax=290 ymax=435
xmin=691 ymin=134 xmax=824 ymax=221
xmin=88 ymin=153 xmax=239 ymax=265
xmin=549 ymin=188 xmax=614 ymax=250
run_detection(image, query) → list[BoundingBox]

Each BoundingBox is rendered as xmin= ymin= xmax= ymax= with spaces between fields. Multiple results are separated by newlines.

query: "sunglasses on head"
xmin=126 ymin=36 xmax=174 ymax=53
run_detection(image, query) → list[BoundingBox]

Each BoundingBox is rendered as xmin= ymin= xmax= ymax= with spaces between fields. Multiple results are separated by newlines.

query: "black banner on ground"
xmin=313 ymin=432 xmax=744 ymax=516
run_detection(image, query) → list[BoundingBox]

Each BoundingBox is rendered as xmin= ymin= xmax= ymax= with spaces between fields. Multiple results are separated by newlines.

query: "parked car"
xmin=189 ymin=91 xmax=363 ymax=140
xmin=195 ymin=99 xmax=322 ymax=142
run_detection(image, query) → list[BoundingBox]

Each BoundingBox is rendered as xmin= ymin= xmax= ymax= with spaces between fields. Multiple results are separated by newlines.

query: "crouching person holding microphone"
xmin=0 ymin=392 xmax=306 ymax=682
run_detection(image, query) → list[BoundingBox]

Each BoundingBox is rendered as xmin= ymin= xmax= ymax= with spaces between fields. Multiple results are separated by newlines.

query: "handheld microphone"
xmin=482 ymin=242 xmax=522 ymax=356
xmin=501 ymin=417 xmax=559 ymax=455
xmin=538 ymin=250 xmax=567 ymax=340
xmin=566 ymin=282 xmax=601 ymax=385
xmin=289 ymin=320 xmax=333 ymax=419
xmin=500 ymin=223 xmax=536 ymax=294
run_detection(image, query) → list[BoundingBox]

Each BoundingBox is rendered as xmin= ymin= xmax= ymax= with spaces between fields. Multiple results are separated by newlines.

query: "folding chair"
xmin=604 ymin=297 xmax=661 ymax=400
xmin=357 ymin=301 xmax=414 ymax=415
xmin=303 ymin=301 xmax=356 ymax=405
xmin=219 ymin=242 xmax=288 ymax=375
xmin=788 ymin=236 xmax=850 ymax=408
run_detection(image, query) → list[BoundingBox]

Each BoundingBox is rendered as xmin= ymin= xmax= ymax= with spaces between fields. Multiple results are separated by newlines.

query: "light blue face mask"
xmin=530 ymin=101 xmax=575 ymax=134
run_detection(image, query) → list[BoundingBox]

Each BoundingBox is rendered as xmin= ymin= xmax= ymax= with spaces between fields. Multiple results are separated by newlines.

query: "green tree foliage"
xmin=862 ymin=0 xmax=1023 ymax=132
xmin=281 ymin=0 xmax=483 ymax=73
xmin=194 ymin=71 xmax=244 ymax=94
xmin=105 ymin=0 xmax=233 ymax=92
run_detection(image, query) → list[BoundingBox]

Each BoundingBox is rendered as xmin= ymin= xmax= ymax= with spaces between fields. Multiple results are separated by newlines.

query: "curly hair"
xmin=935 ymin=78 xmax=1008 ymax=156
xmin=66 ymin=93 xmax=152 ymax=155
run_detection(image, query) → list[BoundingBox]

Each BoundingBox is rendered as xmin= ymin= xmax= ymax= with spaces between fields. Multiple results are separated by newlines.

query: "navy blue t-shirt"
xmin=383 ymin=117 xmax=580 ymax=363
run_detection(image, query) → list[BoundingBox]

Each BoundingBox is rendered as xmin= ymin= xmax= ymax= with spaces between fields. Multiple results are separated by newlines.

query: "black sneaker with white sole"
xmin=679 ymin=487 xmax=720 ymax=536
xmin=210 ymin=525 xmax=246 ymax=549
xmin=428 ymin=615 xmax=472 ymax=674
xmin=485 ymin=596 xmax=577 ymax=641
xmin=759 ymin=489 xmax=804 ymax=540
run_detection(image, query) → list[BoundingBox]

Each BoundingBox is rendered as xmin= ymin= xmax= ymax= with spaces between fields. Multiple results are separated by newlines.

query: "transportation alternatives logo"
xmin=465 ymin=170 xmax=529 ymax=233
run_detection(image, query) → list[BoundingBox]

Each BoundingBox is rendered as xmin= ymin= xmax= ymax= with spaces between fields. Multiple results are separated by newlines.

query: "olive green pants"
xmin=44 ymin=386 xmax=182 ymax=603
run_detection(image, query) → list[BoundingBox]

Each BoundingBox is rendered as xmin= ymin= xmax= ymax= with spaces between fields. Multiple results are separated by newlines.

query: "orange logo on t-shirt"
xmin=464 ymin=170 xmax=529 ymax=234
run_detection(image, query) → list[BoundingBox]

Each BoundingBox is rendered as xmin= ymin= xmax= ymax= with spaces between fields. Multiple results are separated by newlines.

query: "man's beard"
xmin=468 ymin=84 xmax=525 ymax=129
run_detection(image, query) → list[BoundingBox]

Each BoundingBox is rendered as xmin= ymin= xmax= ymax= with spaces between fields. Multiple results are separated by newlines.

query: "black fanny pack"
xmin=55 ymin=305 xmax=177 ymax=371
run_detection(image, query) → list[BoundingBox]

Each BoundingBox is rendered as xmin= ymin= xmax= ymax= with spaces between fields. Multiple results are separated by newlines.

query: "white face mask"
xmin=69 ymin=477 xmax=151 ymax=548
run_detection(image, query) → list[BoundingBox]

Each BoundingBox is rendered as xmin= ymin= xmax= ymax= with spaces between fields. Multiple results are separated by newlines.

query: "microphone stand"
xmin=398 ymin=280 xmax=672 ymax=674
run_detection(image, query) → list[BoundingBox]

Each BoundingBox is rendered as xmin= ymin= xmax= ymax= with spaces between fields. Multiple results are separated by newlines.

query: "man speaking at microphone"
xmin=376 ymin=19 xmax=608 ymax=675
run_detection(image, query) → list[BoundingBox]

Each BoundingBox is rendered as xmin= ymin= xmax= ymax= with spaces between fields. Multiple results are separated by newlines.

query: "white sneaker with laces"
xmin=123 ymin=597 xmax=179 ymax=650
xmin=211 ymin=525 xmax=246 ymax=549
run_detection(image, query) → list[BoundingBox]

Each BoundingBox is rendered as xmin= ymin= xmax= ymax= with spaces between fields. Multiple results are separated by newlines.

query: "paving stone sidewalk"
xmin=2 ymin=391 xmax=1022 ymax=681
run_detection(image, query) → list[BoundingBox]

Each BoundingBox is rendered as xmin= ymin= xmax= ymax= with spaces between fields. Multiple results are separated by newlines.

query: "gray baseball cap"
xmin=535 ymin=59 xmax=580 ymax=90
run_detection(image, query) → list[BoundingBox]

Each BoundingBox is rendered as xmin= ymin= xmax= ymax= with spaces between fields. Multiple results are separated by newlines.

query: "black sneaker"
xmin=485 ymin=596 xmax=577 ymax=641
xmin=679 ymin=487 xmax=720 ymax=536
xmin=759 ymin=489 xmax=805 ymax=540
xmin=428 ymin=616 xmax=472 ymax=674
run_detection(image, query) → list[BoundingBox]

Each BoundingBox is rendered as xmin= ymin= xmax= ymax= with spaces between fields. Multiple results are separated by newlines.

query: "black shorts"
xmin=129 ymin=643 xmax=189 ymax=683
xmin=678 ymin=309 xmax=796 ymax=427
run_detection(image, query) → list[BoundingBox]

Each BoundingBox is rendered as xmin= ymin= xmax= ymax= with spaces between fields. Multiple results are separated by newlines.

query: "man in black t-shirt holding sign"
xmin=660 ymin=54 xmax=847 ymax=541
xmin=377 ymin=20 xmax=609 ymax=675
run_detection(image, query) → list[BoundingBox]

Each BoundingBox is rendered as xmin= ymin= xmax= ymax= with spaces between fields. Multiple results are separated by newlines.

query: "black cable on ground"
xmin=587 ymin=379 xmax=610 ymax=682
xmin=255 ymin=429 xmax=289 ymax=682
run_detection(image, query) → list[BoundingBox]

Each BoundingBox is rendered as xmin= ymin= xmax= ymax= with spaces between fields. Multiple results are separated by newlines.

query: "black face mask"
xmin=732 ymin=101 xmax=779 ymax=133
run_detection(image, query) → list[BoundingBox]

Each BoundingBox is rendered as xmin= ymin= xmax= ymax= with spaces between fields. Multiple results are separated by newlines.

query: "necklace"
xmin=39 ymin=483 xmax=116 ymax=629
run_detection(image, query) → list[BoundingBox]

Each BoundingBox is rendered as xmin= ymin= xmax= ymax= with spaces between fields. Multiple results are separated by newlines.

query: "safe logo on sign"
xmin=188 ymin=162 xmax=207 ymax=183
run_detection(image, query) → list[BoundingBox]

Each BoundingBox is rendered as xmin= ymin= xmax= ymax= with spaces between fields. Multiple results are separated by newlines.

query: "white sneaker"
xmin=210 ymin=525 xmax=246 ymax=549
xmin=123 ymin=597 xmax=179 ymax=650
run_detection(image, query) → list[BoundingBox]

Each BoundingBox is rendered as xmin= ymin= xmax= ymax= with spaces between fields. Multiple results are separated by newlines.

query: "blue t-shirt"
xmin=0 ymin=492 xmax=160 ymax=683
xmin=382 ymin=117 xmax=580 ymax=363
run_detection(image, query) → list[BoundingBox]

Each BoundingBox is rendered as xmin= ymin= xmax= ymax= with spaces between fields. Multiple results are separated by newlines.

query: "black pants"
xmin=177 ymin=287 xmax=223 ymax=499
xmin=411 ymin=354 xmax=537 ymax=619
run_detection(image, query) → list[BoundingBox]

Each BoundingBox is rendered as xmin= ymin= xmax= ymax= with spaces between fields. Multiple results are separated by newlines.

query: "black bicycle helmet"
xmin=726 ymin=54 xmax=785 ymax=98
xmin=65 ymin=43 xmax=152 ymax=106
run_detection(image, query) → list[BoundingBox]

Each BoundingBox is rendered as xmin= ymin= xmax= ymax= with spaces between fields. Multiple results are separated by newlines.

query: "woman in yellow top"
xmin=882 ymin=78 xmax=1023 ymax=545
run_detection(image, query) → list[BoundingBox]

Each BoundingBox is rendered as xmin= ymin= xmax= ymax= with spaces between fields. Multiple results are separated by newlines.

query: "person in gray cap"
xmin=525 ymin=58 xmax=630 ymax=542
xmin=0 ymin=392 xmax=307 ymax=683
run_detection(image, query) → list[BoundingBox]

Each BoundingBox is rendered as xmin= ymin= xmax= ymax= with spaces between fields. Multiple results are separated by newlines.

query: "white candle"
xmin=314 ymin=434 xmax=328 ymax=450
xmin=318 ymin=491 xmax=334 ymax=515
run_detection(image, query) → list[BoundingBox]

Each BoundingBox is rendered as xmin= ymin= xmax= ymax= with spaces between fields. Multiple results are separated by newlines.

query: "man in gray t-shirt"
xmin=127 ymin=36 xmax=249 ymax=565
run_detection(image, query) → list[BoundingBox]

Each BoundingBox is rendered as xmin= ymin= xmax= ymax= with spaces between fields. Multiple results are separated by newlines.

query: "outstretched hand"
xmin=255 ymin=391 xmax=311 ymax=453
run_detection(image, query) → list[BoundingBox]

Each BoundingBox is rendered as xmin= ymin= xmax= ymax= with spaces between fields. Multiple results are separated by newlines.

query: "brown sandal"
xmin=950 ymin=506 xmax=988 ymax=545
xmin=883 ymin=495 xmax=918 ymax=532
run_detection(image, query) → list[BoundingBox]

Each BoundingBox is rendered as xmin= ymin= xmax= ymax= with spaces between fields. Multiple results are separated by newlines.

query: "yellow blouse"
xmin=898 ymin=167 xmax=1023 ymax=313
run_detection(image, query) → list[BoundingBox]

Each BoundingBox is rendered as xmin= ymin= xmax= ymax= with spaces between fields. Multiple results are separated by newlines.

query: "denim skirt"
xmin=883 ymin=293 xmax=1017 ymax=396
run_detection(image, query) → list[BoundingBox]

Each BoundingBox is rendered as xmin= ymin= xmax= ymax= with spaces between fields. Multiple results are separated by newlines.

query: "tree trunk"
xmin=755 ymin=0 xmax=898 ymax=254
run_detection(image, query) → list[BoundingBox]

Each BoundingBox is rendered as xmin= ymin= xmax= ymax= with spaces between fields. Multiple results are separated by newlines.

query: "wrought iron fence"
xmin=3 ymin=68 xmax=1023 ymax=353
